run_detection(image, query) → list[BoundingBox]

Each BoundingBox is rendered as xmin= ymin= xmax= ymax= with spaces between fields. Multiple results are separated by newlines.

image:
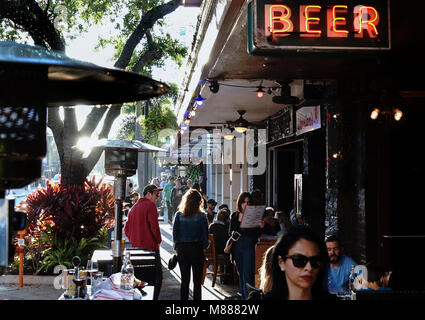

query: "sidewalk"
xmin=0 ymin=213 xmax=238 ymax=300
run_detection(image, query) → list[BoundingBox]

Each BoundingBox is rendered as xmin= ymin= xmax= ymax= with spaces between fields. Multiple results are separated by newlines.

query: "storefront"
xmin=175 ymin=0 xmax=425 ymax=290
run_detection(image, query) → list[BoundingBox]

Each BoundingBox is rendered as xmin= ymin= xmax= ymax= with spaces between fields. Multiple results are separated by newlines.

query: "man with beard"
xmin=325 ymin=235 xmax=357 ymax=294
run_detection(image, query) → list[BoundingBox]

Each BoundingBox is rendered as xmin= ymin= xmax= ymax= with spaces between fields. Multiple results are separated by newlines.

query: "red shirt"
xmin=124 ymin=197 xmax=162 ymax=250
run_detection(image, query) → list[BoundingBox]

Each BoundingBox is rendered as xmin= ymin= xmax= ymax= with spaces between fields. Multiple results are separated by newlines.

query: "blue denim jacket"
xmin=172 ymin=211 xmax=209 ymax=249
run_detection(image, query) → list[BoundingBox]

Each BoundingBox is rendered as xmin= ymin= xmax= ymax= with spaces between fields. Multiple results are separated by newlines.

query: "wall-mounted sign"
xmin=296 ymin=106 xmax=321 ymax=135
xmin=248 ymin=0 xmax=390 ymax=54
xmin=268 ymin=106 xmax=293 ymax=143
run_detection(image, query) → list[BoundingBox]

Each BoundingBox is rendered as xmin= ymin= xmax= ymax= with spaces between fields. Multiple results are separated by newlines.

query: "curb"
xmin=0 ymin=275 xmax=56 ymax=286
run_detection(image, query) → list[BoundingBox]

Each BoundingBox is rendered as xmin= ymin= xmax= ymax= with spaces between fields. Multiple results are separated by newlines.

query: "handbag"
xmin=168 ymin=254 xmax=178 ymax=270
xmin=168 ymin=211 xmax=180 ymax=270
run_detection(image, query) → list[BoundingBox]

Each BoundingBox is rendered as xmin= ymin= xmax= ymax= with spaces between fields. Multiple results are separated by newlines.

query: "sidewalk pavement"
xmin=0 ymin=213 xmax=238 ymax=300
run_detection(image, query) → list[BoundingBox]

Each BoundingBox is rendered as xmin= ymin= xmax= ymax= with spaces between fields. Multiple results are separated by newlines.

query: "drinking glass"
xmin=91 ymin=271 xmax=104 ymax=294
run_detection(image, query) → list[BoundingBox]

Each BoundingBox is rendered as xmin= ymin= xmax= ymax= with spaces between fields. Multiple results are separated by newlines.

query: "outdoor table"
xmin=58 ymin=285 xmax=154 ymax=300
xmin=91 ymin=249 xmax=157 ymax=277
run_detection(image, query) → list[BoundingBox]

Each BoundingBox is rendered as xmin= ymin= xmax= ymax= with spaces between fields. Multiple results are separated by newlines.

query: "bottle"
xmin=120 ymin=251 xmax=134 ymax=290
xmin=348 ymin=265 xmax=356 ymax=292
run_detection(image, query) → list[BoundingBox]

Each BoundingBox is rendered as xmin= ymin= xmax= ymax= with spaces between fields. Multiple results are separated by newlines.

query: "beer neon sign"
xmin=249 ymin=0 xmax=390 ymax=54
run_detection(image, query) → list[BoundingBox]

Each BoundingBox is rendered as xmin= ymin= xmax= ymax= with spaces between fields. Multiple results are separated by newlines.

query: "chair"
xmin=202 ymin=234 xmax=232 ymax=287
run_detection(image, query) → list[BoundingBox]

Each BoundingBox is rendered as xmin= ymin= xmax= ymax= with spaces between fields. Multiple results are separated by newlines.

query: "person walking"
xmin=124 ymin=184 xmax=163 ymax=300
xmin=170 ymin=178 xmax=186 ymax=218
xmin=163 ymin=176 xmax=175 ymax=224
xmin=172 ymin=189 xmax=209 ymax=300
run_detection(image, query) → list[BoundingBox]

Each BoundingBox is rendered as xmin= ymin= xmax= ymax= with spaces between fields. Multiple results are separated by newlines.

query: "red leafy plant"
xmin=16 ymin=176 xmax=115 ymax=273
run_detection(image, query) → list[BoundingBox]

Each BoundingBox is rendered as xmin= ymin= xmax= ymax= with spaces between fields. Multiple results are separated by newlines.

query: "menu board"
xmin=240 ymin=205 xmax=266 ymax=228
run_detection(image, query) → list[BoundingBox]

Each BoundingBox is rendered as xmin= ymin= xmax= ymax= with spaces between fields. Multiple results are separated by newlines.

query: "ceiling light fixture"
xmin=194 ymin=94 xmax=205 ymax=106
xmin=370 ymin=108 xmax=380 ymax=120
xmin=209 ymin=80 xmax=219 ymax=93
xmin=234 ymin=110 xmax=249 ymax=133
xmin=393 ymin=108 xmax=403 ymax=121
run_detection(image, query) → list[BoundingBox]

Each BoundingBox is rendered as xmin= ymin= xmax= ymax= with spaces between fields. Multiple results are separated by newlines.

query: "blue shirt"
xmin=359 ymin=287 xmax=392 ymax=291
xmin=172 ymin=211 xmax=209 ymax=249
xmin=327 ymin=255 xmax=357 ymax=294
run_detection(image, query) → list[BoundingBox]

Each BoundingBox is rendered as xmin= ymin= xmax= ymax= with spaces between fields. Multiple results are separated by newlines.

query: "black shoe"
xmin=224 ymin=295 xmax=241 ymax=300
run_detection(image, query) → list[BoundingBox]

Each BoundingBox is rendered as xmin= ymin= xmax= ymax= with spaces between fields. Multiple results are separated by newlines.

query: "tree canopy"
xmin=0 ymin=0 xmax=188 ymax=185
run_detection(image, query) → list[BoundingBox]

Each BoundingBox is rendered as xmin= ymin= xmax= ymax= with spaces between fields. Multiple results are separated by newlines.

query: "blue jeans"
xmin=233 ymin=236 xmax=256 ymax=300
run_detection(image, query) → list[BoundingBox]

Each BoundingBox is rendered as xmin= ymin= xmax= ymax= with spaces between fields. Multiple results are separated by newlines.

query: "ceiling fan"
xmin=210 ymin=110 xmax=265 ymax=133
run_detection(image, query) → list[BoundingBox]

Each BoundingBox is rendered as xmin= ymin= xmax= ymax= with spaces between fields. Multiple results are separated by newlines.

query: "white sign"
xmin=17 ymin=239 xmax=25 ymax=246
xmin=296 ymin=106 xmax=321 ymax=135
xmin=240 ymin=205 xmax=266 ymax=228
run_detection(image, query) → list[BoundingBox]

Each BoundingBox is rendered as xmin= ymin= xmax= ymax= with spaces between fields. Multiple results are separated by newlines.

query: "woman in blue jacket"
xmin=172 ymin=188 xmax=209 ymax=300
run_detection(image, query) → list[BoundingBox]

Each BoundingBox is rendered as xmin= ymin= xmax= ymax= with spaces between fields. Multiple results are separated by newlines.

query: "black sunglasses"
xmin=285 ymin=254 xmax=322 ymax=269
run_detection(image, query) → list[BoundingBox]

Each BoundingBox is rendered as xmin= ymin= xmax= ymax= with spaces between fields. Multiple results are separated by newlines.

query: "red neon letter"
xmin=269 ymin=5 xmax=293 ymax=34
xmin=300 ymin=5 xmax=322 ymax=37
xmin=354 ymin=6 xmax=379 ymax=38
xmin=327 ymin=5 xmax=348 ymax=38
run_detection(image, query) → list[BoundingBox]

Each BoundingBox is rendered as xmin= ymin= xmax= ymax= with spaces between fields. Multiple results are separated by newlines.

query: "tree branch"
xmin=131 ymin=30 xmax=162 ymax=74
xmin=114 ymin=0 xmax=181 ymax=69
xmin=0 ymin=0 xmax=65 ymax=51
xmin=78 ymin=106 xmax=109 ymax=137
xmin=47 ymin=107 xmax=64 ymax=163
xmin=82 ymin=104 xmax=122 ymax=173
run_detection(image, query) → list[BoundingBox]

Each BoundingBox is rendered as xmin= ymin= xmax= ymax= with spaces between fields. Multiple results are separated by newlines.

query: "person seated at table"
xmin=261 ymin=207 xmax=281 ymax=236
xmin=209 ymin=209 xmax=230 ymax=255
xmin=275 ymin=210 xmax=291 ymax=237
xmin=358 ymin=264 xmax=392 ymax=291
xmin=325 ymin=235 xmax=357 ymax=294
xmin=206 ymin=199 xmax=218 ymax=225
xmin=218 ymin=203 xmax=229 ymax=211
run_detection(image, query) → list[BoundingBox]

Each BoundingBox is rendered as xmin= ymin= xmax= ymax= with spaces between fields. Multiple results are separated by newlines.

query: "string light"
xmin=194 ymin=94 xmax=205 ymax=106
xmin=256 ymin=86 xmax=265 ymax=98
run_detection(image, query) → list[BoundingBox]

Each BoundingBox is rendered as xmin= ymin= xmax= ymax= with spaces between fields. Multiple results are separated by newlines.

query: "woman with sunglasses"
xmin=265 ymin=225 xmax=334 ymax=300
xmin=172 ymin=188 xmax=209 ymax=300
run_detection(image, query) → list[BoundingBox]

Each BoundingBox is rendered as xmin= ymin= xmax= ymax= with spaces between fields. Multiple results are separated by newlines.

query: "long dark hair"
xmin=236 ymin=191 xmax=251 ymax=213
xmin=267 ymin=225 xmax=328 ymax=300
xmin=178 ymin=188 xmax=204 ymax=217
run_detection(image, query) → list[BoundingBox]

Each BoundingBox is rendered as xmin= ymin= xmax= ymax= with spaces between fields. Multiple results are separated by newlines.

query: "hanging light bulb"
xmin=393 ymin=108 xmax=403 ymax=121
xmin=190 ymin=109 xmax=196 ymax=117
xmin=185 ymin=118 xmax=191 ymax=125
xmin=370 ymin=108 xmax=380 ymax=120
xmin=256 ymin=86 xmax=265 ymax=98
xmin=194 ymin=94 xmax=205 ymax=106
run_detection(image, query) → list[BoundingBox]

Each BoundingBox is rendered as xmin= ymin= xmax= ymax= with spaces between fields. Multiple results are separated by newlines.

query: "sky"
xmin=64 ymin=6 xmax=200 ymax=138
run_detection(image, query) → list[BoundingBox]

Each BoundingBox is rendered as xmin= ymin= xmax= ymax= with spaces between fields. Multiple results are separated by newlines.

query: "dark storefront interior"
xmin=268 ymin=141 xmax=303 ymax=214
xmin=367 ymin=98 xmax=425 ymax=290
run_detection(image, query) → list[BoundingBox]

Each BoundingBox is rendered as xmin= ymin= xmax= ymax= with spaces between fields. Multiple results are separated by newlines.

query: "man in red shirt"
xmin=125 ymin=184 xmax=163 ymax=299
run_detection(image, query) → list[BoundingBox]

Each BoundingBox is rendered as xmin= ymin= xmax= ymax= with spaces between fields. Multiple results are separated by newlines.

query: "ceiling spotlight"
xmin=194 ymin=94 xmax=205 ymax=106
xmin=370 ymin=108 xmax=380 ymax=120
xmin=256 ymin=86 xmax=265 ymax=98
xmin=209 ymin=81 xmax=219 ymax=93
xmin=393 ymin=108 xmax=403 ymax=121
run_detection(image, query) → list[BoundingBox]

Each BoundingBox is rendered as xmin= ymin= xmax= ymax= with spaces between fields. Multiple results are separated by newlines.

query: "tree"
xmin=117 ymin=83 xmax=178 ymax=145
xmin=0 ymin=0 xmax=187 ymax=185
